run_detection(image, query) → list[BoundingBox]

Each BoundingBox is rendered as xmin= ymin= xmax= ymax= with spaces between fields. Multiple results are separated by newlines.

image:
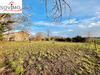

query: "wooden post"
xmin=94 ymin=40 xmax=97 ymax=50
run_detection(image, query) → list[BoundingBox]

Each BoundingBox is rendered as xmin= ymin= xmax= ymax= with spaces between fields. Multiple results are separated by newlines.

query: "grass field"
xmin=0 ymin=41 xmax=100 ymax=75
xmin=94 ymin=39 xmax=100 ymax=45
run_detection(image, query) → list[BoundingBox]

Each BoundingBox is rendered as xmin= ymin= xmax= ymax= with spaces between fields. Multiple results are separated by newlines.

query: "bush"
xmin=43 ymin=35 xmax=88 ymax=43
xmin=55 ymin=37 xmax=66 ymax=42
xmin=51 ymin=37 xmax=55 ymax=41
xmin=45 ymin=38 xmax=50 ymax=41
xmin=66 ymin=37 xmax=72 ymax=42
xmin=72 ymin=36 xmax=87 ymax=42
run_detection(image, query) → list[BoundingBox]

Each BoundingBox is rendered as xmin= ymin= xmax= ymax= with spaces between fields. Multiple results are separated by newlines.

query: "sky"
xmin=22 ymin=0 xmax=100 ymax=37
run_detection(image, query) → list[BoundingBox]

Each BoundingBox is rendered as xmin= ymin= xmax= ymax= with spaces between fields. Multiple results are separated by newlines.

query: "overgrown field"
xmin=0 ymin=41 xmax=100 ymax=75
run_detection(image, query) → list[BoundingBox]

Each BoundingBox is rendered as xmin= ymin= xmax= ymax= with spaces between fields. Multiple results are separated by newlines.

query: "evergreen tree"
xmin=0 ymin=14 xmax=15 ymax=34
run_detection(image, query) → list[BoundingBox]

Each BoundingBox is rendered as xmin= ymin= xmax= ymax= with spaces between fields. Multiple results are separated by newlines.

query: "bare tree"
xmin=29 ymin=35 xmax=36 ymax=41
xmin=0 ymin=0 xmax=33 ymax=34
xmin=35 ymin=32 xmax=44 ymax=41
xmin=47 ymin=29 xmax=50 ymax=38
xmin=41 ymin=0 xmax=72 ymax=22
xmin=10 ymin=13 xmax=33 ymax=32
xmin=0 ymin=0 xmax=71 ymax=33
xmin=46 ymin=29 xmax=51 ymax=41
xmin=85 ymin=31 xmax=93 ymax=43
xmin=0 ymin=0 xmax=71 ymax=41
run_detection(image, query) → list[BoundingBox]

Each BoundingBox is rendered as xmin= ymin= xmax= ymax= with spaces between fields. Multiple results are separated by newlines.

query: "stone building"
xmin=3 ymin=31 xmax=30 ymax=41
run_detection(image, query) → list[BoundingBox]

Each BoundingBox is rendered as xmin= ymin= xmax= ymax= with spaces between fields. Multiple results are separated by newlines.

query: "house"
xmin=3 ymin=31 xmax=30 ymax=41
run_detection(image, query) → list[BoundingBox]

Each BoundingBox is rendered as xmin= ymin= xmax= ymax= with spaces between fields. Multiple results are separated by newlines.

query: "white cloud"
xmin=34 ymin=21 xmax=55 ymax=26
xmin=95 ymin=12 xmax=100 ymax=15
xmin=62 ymin=19 xmax=78 ymax=24
xmin=33 ymin=15 xmax=100 ymax=32
xmin=34 ymin=19 xmax=78 ymax=27
xmin=79 ymin=17 xmax=96 ymax=24
xmin=88 ymin=21 xmax=100 ymax=28
xmin=52 ymin=31 xmax=60 ymax=34
xmin=67 ymin=29 xmax=73 ymax=32
xmin=29 ymin=32 xmax=36 ymax=35
xmin=77 ymin=15 xmax=100 ymax=29
xmin=78 ymin=25 xmax=87 ymax=28
xmin=32 ymin=16 xmax=100 ymax=37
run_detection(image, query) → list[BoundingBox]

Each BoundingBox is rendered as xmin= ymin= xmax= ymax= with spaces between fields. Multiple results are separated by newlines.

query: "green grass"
xmin=0 ymin=41 xmax=100 ymax=75
xmin=94 ymin=39 xmax=100 ymax=44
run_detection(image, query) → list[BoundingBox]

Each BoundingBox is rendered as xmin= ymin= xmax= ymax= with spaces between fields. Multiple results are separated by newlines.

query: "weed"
xmin=73 ymin=72 xmax=77 ymax=75
xmin=76 ymin=69 xmax=82 ymax=74
xmin=31 ymin=56 xmax=35 ymax=60
xmin=42 ymin=65 xmax=48 ymax=70
xmin=36 ymin=64 xmax=42 ymax=70
xmin=17 ymin=58 xmax=24 ymax=64
xmin=36 ymin=57 xmax=41 ymax=62
xmin=84 ymin=55 xmax=91 ymax=59
xmin=0 ymin=41 xmax=100 ymax=75
xmin=28 ymin=60 xmax=32 ymax=65
xmin=15 ymin=65 xmax=23 ymax=74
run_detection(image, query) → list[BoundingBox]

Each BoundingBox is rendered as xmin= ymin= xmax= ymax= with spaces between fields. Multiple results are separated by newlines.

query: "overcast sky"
xmin=23 ymin=0 xmax=100 ymax=37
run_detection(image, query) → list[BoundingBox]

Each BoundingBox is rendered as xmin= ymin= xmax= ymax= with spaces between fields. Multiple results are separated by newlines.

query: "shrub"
xmin=51 ymin=37 xmax=55 ymax=40
xmin=72 ymin=35 xmax=87 ymax=42
xmin=55 ymin=37 xmax=66 ymax=42
xmin=45 ymin=38 xmax=50 ymax=41
xmin=66 ymin=37 xmax=72 ymax=42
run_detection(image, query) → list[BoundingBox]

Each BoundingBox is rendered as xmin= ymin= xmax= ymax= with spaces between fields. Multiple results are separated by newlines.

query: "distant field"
xmin=0 ymin=41 xmax=100 ymax=75
xmin=94 ymin=39 xmax=100 ymax=44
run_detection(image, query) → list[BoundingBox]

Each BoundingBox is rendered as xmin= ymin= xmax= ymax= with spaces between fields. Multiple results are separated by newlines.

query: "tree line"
xmin=29 ymin=31 xmax=91 ymax=43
